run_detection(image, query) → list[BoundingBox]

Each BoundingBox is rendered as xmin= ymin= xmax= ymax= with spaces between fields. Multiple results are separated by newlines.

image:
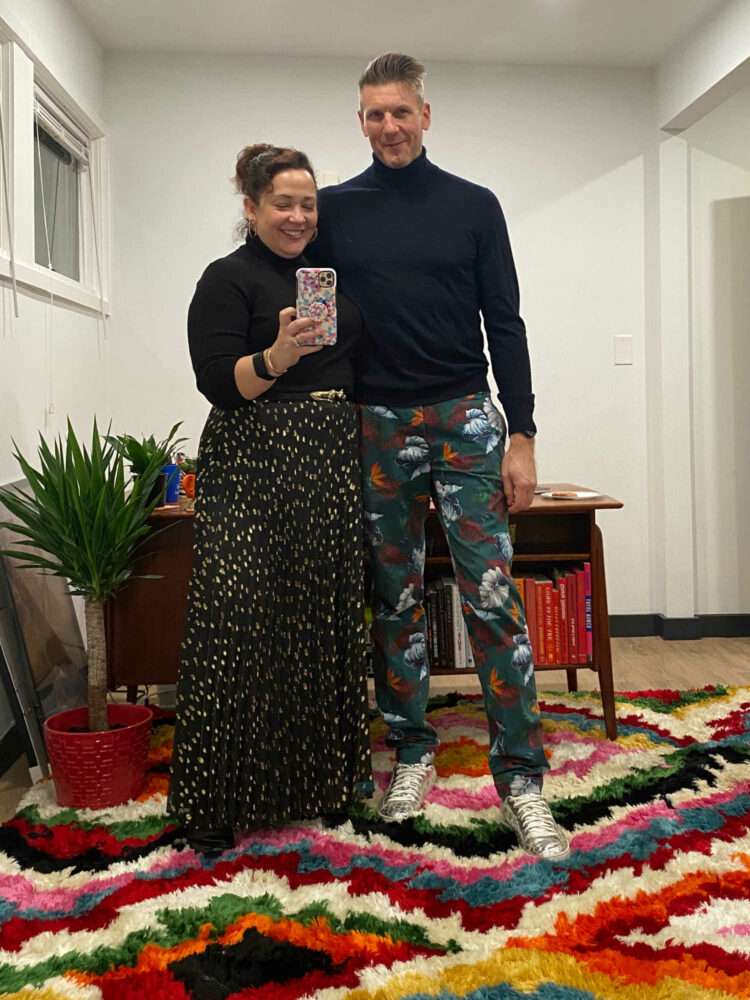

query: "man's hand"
xmin=502 ymin=434 xmax=537 ymax=513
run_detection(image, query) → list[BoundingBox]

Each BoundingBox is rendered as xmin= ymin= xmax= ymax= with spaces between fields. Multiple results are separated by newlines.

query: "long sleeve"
xmin=475 ymin=190 xmax=536 ymax=436
xmin=187 ymin=259 xmax=254 ymax=410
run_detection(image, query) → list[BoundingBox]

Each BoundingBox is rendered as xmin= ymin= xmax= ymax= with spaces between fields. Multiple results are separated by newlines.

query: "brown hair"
xmin=358 ymin=53 xmax=426 ymax=103
xmin=234 ymin=144 xmax=316 ymax=234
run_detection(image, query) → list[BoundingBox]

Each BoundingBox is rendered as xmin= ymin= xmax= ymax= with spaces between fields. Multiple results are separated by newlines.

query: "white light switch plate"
xmin=614 ymin=335 xmax=633 ymax=365
xmin=317 ymin=171 xmax=339 ymax=188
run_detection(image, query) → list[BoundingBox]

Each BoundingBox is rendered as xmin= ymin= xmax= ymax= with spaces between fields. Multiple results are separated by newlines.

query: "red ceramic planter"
xmin=44 ymin=703 xmax=153 ymax=809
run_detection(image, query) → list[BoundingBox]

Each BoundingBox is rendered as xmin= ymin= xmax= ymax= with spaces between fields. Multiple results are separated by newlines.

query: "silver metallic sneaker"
xmin=378 ymin=762 xmax=436 ymax=822
xmin=501 ymin=793 xmax=570 ymax=860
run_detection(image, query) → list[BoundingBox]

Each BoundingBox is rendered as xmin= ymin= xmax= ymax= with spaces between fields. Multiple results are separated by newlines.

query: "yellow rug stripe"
xmin=342 ymin=946 xmax=740 ymax=1000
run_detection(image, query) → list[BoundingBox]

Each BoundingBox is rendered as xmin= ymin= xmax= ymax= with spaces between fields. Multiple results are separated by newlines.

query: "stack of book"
xmin=365 ymin=562 xmax=592 ymax=674
xmin=425 ymin=577 xmax=475 ymax=671
xmin=516 ymin=564 xmax=592 ymax=665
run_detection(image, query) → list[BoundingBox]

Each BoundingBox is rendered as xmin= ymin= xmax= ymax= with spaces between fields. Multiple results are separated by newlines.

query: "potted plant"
xmin=110 ymin=423 xmax=187 ymax=506
xmin=0 ymin=419 xmax=171 ymax=807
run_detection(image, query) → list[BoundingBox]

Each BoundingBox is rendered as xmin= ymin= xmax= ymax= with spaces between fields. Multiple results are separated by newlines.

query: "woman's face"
xmin=244 ymin=169 xmax=318 ymax=258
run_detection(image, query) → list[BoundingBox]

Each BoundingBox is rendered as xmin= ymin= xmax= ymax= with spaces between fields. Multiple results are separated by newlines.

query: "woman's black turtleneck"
xmin=314 ymin=148 xmax=535 ymax=435
xmin=187 ymin=236 xmax=361 ymax=409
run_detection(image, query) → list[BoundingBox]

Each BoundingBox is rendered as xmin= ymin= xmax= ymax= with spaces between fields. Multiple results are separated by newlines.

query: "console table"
xmin=106 ymin=483 xmax=623 ymax=737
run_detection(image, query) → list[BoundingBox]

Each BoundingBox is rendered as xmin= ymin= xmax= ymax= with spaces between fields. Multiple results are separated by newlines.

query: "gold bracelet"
xmin=264 ymin=347 xmax=287 ymax=377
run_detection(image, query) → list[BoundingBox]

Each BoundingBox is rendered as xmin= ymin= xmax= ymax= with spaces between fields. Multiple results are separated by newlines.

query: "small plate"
xmin=541 ymin=490 xmax=602 ymax=501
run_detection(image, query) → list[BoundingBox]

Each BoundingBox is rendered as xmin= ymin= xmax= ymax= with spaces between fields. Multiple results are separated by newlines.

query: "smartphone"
xmin=295 ymin=267 xmax=337 ymax=345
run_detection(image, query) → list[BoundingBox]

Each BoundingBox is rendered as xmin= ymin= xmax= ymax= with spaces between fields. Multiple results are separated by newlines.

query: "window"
xmin=33 ymin=88 xmax=90 ymax=283
xmin=0 ymin=35 xmax=109 ymax=315
xmin=34 ymin=126 xmax=80 ymax=280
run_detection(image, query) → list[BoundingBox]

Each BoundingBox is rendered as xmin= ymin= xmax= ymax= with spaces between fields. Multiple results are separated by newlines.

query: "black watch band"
xmin=252 ymin=351 xmax=276 ymax=381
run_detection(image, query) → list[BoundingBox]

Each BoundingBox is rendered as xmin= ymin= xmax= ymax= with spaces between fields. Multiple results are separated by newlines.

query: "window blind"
xmin=33 ymin=87 xmax=89 ymax=166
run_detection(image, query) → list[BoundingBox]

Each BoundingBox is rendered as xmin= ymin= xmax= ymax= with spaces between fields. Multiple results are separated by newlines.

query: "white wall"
xmin=686 ymin=92 xmax=750 ymax=615
xmin=0 ymin=0 xmax=104 ymax=117
xmin=104 ymin=52 xmax=654 ymax=615
xmin=0 ymin=0 xmax=106 ymax=485
xmin=0 ymin=1 xmax=103 ymax=740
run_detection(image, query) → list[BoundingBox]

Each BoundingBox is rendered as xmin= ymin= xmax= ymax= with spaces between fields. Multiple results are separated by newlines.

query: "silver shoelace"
xmin=384 ymin=764 xmax=431 ymax=807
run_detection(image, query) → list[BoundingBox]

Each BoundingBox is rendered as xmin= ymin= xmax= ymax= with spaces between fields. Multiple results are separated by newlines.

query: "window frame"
xmin=0 ymin=32 xmax=110 ymax=316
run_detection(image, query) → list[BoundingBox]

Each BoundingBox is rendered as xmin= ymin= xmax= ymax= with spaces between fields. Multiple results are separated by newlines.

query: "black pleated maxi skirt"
xmin=167 ymin=397 xmax=372 ymax=830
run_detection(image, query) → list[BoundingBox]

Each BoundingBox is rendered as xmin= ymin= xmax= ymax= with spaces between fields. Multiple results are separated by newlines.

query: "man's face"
xmin=358 ymin=82 xmax=431 ymax=169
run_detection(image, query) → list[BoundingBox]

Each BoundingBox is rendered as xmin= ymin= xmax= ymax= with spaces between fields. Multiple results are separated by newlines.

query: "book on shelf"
xmin=517 ymin=564 xmax=592 ymax=666
xmin=443 ymin=576 xmax=467 ymax=670
xmin=551 ymin=568 xmax=570 ymax=664
xmin=441 ymin=576 xmax=456 ymax=669
xmin=423 ymin=575 xmax=474 ymax=671
xmin=565 ymin=571 xmax=578 ymax=663
xmin=552 ymin=586 xmax=561 ymax=664
xmin=464 ymin=619 xmax=475 ymax=670
xmin=523 ymin=575 xmax=538 ymax=664
xmin=421 ymin=559 xmax=593 ymax=674
xmin=575 ymin=567 xmax=587 ymax=663
xmin=537 ymin=576 xmax=556 ymax=665
xmin=426 ymin=581 xmax=439 ymax=669
xmin=584 ymin=561 xmax=593 ymax=659
xmin=426 ymin=578 xmax=440 ymax=670
xmin=433 ymin=577 xmax=448 ymax=668
xmin=533 ymin=575 xmax=547 ymax=663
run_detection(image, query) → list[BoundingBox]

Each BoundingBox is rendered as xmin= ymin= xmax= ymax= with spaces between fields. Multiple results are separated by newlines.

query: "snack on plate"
xmin=550 ymin=490 xmax=578 ymax=498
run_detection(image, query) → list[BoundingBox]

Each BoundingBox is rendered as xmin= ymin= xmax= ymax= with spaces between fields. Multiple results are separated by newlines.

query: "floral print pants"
xmin=360 ymin=392 xmax=548 ymax=797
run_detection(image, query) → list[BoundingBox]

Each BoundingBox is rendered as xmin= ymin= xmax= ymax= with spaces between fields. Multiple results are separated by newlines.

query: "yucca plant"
xmin=0 ymin=419 xmax=167 ymax=732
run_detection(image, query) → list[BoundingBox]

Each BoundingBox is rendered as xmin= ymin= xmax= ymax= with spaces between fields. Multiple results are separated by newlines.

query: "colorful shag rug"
xmin=1 ymin=686 xmax=750 ymax=1000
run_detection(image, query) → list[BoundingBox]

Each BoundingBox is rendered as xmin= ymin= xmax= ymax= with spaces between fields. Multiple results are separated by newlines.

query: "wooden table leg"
xmin=592 ymin=524 xmax=617 ymax=739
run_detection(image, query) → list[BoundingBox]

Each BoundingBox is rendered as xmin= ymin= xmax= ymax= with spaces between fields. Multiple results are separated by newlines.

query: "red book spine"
xmin=523 ymin=577 xmax=538 ymax=664
xmin=543 ymin=581 xmax=555 ymax=664
xmin=558 ymin=576 xmax=569 ymax=664
xmin=535 ymin=579 xmax=546 ymax=663
xmin=576 ymin=569 xmax=587 ymax=664
xmin=584 ymin=561 xmax=593 ymax=660
xmin=566 ymin=572 xmax=578 ymax=663
xmin=552 ymin=587 xmax=561 ymax=664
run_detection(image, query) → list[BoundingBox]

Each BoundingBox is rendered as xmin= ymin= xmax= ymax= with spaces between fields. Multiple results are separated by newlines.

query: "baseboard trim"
xmin=609 ymin=615 xmax=661 ymax=637
xmin=610 ymin=614 xmax=750 ymax=640
xmin=0 ymin=725 xmax=23 ymax=776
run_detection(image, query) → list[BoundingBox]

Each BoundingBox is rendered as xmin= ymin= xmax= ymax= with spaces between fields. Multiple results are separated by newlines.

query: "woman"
xmin=168 ymin=144 xmax=371 ymax=853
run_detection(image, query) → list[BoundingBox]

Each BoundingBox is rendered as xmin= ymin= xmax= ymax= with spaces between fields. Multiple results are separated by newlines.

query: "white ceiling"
xmin=69 ymin=0 xmax=726 ymax=69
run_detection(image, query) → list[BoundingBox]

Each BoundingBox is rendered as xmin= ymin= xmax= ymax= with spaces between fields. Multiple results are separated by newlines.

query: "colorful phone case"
xmin=295 ymin=268 xmax=337 ymax=345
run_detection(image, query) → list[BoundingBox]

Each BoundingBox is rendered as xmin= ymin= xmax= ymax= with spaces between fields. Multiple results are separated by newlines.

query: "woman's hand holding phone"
xmin=265 ymin=307 xmax=323 ymax=375
xmin=295 ymin=268 xmax=337 ymax=345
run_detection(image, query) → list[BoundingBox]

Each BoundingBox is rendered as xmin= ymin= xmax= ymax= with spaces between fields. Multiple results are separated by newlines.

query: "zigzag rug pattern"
xmin=1 ymin=686 xmax=749 ymax=999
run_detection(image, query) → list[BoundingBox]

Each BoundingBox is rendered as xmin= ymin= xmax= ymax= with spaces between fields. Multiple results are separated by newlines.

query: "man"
xmin=314 ymin=53 xmax=568 ymax=860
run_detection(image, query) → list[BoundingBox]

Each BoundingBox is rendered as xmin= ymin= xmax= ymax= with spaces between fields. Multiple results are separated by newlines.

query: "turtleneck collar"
xmin=369 ymin=147 xmax=438 ymax=189
xmin=244 ymin=233 xmax=306 ymax=271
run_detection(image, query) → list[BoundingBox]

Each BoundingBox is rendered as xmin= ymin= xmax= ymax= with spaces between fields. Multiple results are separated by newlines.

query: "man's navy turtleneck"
xmin=314 ymin=148 xmax=535 ymax=434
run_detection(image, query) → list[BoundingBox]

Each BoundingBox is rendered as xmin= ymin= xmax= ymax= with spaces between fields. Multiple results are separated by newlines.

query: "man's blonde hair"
xmin=358 ymin=53 xmax=426 ymax=104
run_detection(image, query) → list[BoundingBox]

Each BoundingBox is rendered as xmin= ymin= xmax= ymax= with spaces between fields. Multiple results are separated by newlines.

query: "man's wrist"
xmin=509 ymin=431 xmax=535 ymax=447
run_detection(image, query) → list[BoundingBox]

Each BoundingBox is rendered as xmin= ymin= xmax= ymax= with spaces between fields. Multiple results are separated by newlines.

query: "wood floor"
xmin=2 ymin=636 xmax=749 ymax=823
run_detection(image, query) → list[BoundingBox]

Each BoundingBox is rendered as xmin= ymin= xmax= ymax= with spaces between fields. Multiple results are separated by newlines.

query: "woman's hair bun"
xmin=240 ymin=143 xmax=277 ymax=164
